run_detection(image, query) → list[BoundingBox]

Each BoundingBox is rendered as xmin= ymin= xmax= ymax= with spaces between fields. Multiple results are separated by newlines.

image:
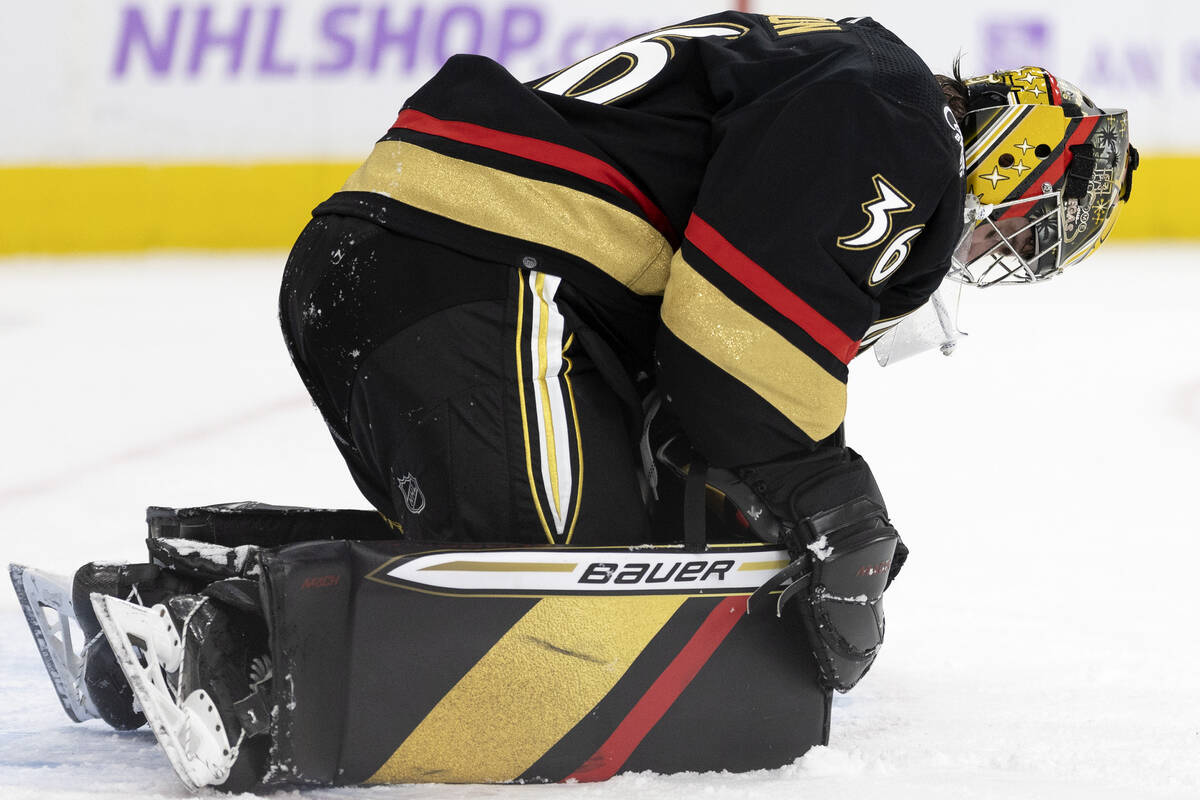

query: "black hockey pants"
xmin=280 ymin=215 xmax=651 ymax=546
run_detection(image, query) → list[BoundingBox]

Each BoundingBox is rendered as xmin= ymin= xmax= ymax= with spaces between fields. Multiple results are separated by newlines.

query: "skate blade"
xmin=91 ymin=593 xmax=237 ymax=792
xmin=8 ymin=563 xmax=100 ymax=723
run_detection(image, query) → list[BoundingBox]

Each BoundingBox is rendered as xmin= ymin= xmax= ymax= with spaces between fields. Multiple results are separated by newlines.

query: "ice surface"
xmin=2 ymin=246 xmax=1198 ymax=798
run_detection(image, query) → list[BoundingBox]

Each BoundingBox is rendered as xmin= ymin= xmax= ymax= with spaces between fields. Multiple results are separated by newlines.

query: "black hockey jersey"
xmin=316 ymin=12 xmax=965 ymax=464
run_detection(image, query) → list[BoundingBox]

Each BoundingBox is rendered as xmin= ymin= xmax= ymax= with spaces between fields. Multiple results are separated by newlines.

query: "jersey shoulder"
xmin=699 ymin=14 xmax=953 ymax=133
xmin=839 ymin=18 xmax=952 ymax=131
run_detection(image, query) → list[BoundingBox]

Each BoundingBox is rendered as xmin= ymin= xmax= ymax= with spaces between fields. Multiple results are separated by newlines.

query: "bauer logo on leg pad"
xmin=577 ymin=560 xmax=735 ymax=584
xmin=367 ymin=548 xmax=790 ymax=597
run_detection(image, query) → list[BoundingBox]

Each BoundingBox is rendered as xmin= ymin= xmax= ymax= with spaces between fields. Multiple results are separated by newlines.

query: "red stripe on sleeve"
xmin=565 ymin=596 xmax=747 ymax=783
xmin=392 ymin=108 xmax=677 ymax=244
xmin=685 ymin=215 xmax=859 ymax=364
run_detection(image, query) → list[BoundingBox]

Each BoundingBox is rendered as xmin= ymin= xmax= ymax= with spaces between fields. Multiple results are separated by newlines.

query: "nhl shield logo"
xmin=396 ymin=472 xmax=426 ymax=515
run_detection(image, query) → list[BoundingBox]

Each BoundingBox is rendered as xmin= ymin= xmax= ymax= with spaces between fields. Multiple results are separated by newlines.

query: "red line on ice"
xmin=0 ymin=395 xmax=309 ymax=507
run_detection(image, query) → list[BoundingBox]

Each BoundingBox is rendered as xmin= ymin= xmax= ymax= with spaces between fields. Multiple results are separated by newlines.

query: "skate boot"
xmin=8 ymin=560 xmax=194 ymax=728
xmin=71 ymin=562 xmax=196 ymax=730
xmin=91 ymin=588 xmax=272 ymax=792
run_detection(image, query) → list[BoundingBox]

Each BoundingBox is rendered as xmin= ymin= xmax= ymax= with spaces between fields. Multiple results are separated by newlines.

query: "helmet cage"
xmin=950 ymin=190 xmax=1063 ymax=286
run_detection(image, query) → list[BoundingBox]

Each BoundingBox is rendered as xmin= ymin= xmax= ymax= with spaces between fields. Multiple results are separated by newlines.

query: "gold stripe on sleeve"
xmin=661 ymin=254 xmax=847 ymax=442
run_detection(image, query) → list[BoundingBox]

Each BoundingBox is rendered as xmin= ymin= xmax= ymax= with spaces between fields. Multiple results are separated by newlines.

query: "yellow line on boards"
xmin=1110 ymin=154 xmax=1195 ymax=240
xmin=0 ymin=161 xmax=357 ymax=254
xmin=0 ymin=153 xmax=1192 ymax=255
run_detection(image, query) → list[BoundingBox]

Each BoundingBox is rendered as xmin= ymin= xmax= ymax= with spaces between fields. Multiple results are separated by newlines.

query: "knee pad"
xmin=768 ymin=450 xmax=907 ymax=692
xmin=783 ymin=448 xmax=908 ymax=584
xmin=797 ymin=498 xmax=899 ymax=692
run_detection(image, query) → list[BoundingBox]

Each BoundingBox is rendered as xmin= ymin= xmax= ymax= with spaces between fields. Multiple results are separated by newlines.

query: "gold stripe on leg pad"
xmin=366 ymin=594 xmax=686 ymax=783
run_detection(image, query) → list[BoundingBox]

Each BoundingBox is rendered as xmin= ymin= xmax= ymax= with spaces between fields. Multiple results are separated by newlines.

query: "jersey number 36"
xmin=534 ymin=24 xmax=747 ymax=105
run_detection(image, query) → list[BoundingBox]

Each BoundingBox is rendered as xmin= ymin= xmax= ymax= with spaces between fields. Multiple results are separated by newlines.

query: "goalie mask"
xmin=950 ymin=67 xmax=1138 ymax=286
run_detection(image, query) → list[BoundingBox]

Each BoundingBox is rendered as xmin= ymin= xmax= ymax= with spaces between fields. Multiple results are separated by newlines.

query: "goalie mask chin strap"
xmin=1064 ymin=143 xmax=1096 ymax=201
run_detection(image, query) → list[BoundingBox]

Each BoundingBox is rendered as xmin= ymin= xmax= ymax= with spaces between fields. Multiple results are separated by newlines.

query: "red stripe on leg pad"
xmin=566 ymin=595 xmax=748 ymax=783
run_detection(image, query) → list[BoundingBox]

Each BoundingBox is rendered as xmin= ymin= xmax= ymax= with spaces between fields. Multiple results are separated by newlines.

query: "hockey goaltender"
xmin=12 ymin=11 xmax=1136 ymax=793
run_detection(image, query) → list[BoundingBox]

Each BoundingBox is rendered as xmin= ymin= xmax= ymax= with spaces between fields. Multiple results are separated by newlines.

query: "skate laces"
xmin=170 ymin=596 xmax=210 ymax=702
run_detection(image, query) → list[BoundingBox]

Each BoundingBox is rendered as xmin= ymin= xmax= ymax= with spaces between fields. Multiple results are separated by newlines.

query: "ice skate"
xmin=91 ymin=592 xmax=271 ymax=792
xmin=10 ymin=560 xmax=201 ymax=730
xmin=9 ymin=563 xmax=102 ymax=724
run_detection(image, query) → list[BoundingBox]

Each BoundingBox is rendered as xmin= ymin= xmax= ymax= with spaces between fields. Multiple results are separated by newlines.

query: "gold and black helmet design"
xmin=952 ymin=67 xmax=1138 ymax=286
